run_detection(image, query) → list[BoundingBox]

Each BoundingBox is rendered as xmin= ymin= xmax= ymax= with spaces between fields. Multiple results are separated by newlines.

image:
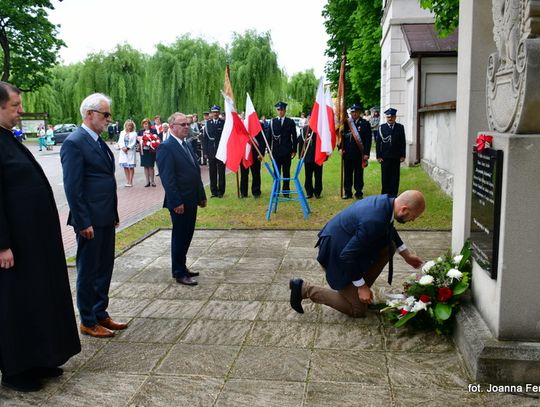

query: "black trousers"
xmin=343 ymin=158 xmax=364 ymax=198
xmin=170 ymin=205 xmax=197 ymax=278
xmin=274 ymin=155 xmax=292 ymax=193
xmin=304 ymin=162 xmax=323 ymax=197
xmin=240 ymin=159 xmax=261 ymax=197
xmin=208 ymin=157 xmax=226 ymax=196
xmin=380 ymin=158 xmax=401 ymax=197
xmin=75 ymin=226 xmax=115 ymax=327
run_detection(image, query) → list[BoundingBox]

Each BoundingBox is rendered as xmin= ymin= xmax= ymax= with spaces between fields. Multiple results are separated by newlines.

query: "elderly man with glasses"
xmin=61 ymin=93 xmax=127 ymax=338
xmin=157 ymin=112 xmax=207 ymax=286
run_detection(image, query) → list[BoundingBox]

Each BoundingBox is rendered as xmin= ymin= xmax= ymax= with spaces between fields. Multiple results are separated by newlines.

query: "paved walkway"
xmin=1 ymin=229 xmax=537 ymax=406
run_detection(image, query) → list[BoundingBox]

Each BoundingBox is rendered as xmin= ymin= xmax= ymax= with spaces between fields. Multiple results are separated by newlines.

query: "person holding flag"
xmin=202 ymin=105 xmax=226 ymax=198
xmin=239 ymin=94 xmax=265 ymax=198
xmin=298 ymin=122 xmax=323 ymax=199
xmin=269 ymin=101 xmax=297 ymax=197
xmin=339 ymin=104 xmax=372 ymax=200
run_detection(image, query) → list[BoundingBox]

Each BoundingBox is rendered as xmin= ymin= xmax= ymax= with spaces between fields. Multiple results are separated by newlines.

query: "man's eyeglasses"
xmin=172 ymin=122 xmax=189 ymax=127
xmin=90 ymin=110 xmax=112 ymax=119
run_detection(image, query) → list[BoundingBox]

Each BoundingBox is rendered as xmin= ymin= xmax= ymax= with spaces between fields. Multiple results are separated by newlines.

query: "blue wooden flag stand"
xmin=264 ymin=158 xmax=311 ymax=220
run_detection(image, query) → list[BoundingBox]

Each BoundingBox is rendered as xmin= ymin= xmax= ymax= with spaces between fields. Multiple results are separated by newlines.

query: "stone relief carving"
xmin=487 ymin=0 xmax=540 ymax=133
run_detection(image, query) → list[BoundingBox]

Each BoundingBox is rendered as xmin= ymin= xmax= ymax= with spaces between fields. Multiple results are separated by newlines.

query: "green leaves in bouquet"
xmin=434 ymin=302 xmax=452 ymax=321
xmin=394 ymin=311 xmax=417 ymax=328
xmin=452 ymin=273 xmax=469 ymax=296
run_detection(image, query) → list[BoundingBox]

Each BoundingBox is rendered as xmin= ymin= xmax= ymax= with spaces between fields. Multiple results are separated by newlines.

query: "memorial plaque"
xmin=470 ymin=147 xmax=503 ymax=279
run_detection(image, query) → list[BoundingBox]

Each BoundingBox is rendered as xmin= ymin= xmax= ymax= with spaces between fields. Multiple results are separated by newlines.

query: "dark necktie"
xmin=181 ymin=141 xmax=194 ymax=165
xmin=97 ymin=136 xmax=112 ymax=162
xmin=388 ymin=222 xmax=394 ymax=285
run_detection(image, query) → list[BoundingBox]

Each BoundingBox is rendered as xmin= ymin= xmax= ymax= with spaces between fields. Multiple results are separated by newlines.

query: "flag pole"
xmin=336 ymin=49 xmax=347 ymax=199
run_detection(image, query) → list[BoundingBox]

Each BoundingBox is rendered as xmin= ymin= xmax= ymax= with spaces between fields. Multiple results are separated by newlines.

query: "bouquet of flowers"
xmin=142 ymin=131 xmax=160 ymax=151
xmin=381 ymin=241 xmax=472 ymax=335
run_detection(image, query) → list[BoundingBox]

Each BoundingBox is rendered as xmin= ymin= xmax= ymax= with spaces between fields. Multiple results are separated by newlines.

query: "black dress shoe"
xmin=176 ymin=276 xmax=198 ymax=286
xmin=1 ymin=373 xmax=42 ymax=392
xmin=314 ymin=194 xmax=321 ymax=199
xmin=342 ymin=195 xmax=352 ymax=200
xmin=289 ymin=278 xmax=304 ymax=314
xmin=306 ymin=194 xmax=313 ymax=199
xmin=29 ymin=367 xmax=63 ymax=378
xmin=186 ymin=269 xmax=200 ymax=277
xmin=210 ymin=194 xmax=218 ymax=198
xmin=355 ymin=194 xmax=363 ymax=199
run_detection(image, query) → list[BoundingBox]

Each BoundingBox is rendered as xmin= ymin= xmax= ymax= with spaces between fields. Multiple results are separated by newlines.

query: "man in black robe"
xmin=0 ymin=81 xmax=81 ymax=392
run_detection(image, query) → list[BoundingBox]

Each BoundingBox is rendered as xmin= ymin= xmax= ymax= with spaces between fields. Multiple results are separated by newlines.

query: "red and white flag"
xmin=215 ymin=66 xmax=250 ymax=172
xmin=242 ymin=93 xmax=263 ymax=168
xmin=309 ymin=77 xmax=336 ymax=165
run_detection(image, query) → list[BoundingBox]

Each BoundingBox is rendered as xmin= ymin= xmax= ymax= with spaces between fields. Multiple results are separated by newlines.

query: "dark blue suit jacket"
xmin=156 ymin=136 xmax=206 ymax=209
xmin=60 ymin=127 xmax=118 ymax=230
xmin=317 ymin=194 xmax=403 ymax=290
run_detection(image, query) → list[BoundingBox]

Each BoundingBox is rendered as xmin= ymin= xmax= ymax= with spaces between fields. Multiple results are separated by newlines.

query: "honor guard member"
xmin=376 ymin=108 xmax=406 ymax=197
xmin=340 ymin=104 xmax=372 ymax=199
xmin=269 ymin=101 xmax=297 ymax=196
xmin=202 ymin=105 xmax=226 ymax=197
xmin=240 ymin=130 xmax=265 ymax=198
xmin=298 ymin=125 xmax=323 ymax=198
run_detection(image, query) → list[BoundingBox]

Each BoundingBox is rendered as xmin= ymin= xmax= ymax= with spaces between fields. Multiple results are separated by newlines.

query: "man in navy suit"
xmin=376 ymin=108 xmax=406 ymax=197
xmin=289 ymin=190 xmax=425 ymax=317
xmin=157 ymin=112 xmax=207 ymax=286
xmin=61 ymin=93 xmax=127 ymax=338
xmin=202 ymin=105 xmax=225 ymax=197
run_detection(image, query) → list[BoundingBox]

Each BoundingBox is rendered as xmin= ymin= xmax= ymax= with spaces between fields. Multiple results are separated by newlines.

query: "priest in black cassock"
xmin=0 ymin=82 xmax=80 ymax=392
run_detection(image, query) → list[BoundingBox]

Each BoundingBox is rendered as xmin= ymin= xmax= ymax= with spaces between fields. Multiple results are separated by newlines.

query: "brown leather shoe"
xmin=80 ymin=324 xmax=115 ymax=338
xmin=98 ymin=317 xmax=128 ymax=331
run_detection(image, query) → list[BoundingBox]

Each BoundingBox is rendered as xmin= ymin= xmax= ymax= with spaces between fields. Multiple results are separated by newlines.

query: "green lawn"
xmin=114 ymin=153 xmax=452 ymax=254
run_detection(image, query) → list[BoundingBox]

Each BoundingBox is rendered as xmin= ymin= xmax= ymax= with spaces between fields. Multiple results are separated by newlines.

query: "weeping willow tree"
xmin=228 ymin=30 xmax=284 ymax=116
xmin=288 ymin=70 xmax=318 ymax=115
xmin=148 ymin=35 xmax=226 ymax=118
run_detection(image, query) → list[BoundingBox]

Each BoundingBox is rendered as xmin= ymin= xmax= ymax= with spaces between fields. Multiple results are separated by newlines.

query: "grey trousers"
xmin=302 ymin=247 xmax=391 ymax=317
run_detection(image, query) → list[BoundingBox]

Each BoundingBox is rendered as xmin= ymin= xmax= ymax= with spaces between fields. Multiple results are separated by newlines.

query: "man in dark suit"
xmin=156 ymin=112 xmax=207 ymax=286
xmin=298 ymin=126 xmax=323 ymax=199
xmin=202 ymin=105 xmax=225 ymax=197
xmin=239 ymin=130 xmax=265 ymax=198
xmin=376 ymin=108 xmax=406 ymax=197
xmin=61 ymin=93 xmax=127 ymax=338
xmin=0 ymin=81 xmax=80 ymax=392
xmin=289 ymin=190 xmax=425 ymax=317
xmin=340 ymin=104 xmax=372 ymax=199
xmin=269 ymin=101 xmax=297 ymax=195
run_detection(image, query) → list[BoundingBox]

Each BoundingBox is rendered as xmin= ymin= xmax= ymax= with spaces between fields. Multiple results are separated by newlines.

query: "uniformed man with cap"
xmin=269 ymin=101 xmax=298 ymax=196
xmin=339 ymin=104 xmax=372 ymax=199
xmin=376 ymin=108 xmax=406 ymax=197
xmin=202 ymin=105 xmax=226 ymax=197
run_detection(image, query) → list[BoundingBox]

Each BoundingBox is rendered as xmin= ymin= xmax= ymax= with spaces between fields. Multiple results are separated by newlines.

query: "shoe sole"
xmin=289 ymin=280 xmax=304 ymax=314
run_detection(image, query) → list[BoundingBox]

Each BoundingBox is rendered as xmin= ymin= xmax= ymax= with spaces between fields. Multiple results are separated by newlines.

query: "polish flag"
xmin=242 ymin=93 xmax=263 ymax=168
xmin=309 ymin=77 xmax=336 ymax=165
xmin=215 ymin=93 xmax=250 ymax=172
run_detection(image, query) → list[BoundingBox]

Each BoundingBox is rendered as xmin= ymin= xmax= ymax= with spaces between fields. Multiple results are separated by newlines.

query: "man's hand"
xmin=291 ymin=152 xmax=296 ymax=159
xmin=79 ymin=226 xmax=94 ymax=239
xmin=199 ymin=200 xmax=207 ymax=208
xmin=377 ymin=158 xmax=383 ymax=163
xmin=0 ymin=248 xmax=14 ymax=269
xmin=173 ymin=204 xmax=185 ymax=214
xmin=357 ymin=285 xmax=373 ymax=304
xmin=400 ymin=157 xmax=405 ymax=163
xmin=400 ymin=249 xmax=423 ymax=269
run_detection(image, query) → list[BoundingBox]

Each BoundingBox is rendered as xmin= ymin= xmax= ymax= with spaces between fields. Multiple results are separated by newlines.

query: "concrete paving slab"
xmin=2 ymin=229 xmax=540 ymax=406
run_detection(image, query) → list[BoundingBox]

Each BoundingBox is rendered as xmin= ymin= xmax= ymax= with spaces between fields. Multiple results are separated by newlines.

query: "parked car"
xmin=53 ymin=124 xmax=77 ymax=144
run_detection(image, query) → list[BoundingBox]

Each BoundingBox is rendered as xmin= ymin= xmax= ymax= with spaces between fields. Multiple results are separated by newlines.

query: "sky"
xmin=48 ymin=0 xmax=330 ymax=79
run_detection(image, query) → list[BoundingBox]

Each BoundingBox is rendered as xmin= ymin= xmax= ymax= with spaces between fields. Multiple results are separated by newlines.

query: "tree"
xmin=419 ymin=0 xmax=459 ymax=37
xmin=322 ymin=0 xmax=382 ymax=109
xmin=288 ymin=70 xmax=318 ymax=115
xmin=228 ymin=30 xmax=285 ymax=116
xmin=0 ymin=0 xmax=65 ymax=91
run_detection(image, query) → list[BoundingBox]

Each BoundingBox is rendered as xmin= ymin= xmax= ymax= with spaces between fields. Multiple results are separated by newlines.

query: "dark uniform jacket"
xmin=298 ymin=128 xmax=316 ymax=164
xmin=202 ymin=118 xmax=224 ymax=159
xmin=376 ymin=122 xmax=406 ymax=160
xmin=269 ymin=117 xmax=297 ymax=158
xmin=340 ymin=118 xmax=372 ymax=160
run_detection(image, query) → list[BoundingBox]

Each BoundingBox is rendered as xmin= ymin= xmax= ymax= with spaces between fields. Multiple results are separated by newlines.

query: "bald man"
xmin=289 ymin=190 xmax=425 ymax=317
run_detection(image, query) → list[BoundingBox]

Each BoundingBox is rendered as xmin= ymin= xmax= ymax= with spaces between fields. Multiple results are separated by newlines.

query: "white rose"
xmin=405 ymin=296 xmax=416 ymax=306
xmin=446 ymin=268 xmax=463 ymax=280
xmin=419 ymin=275 xmax=434 ymax=285
xmin=422 ymin=261 xmax=435 ymax=273
xmin=437 ymin=256 xmax=443 ymax=263
xmin=453 ymin=255 xmax=463 ymax=265
xmin=412 ymin=300 xmax=428 ymax=312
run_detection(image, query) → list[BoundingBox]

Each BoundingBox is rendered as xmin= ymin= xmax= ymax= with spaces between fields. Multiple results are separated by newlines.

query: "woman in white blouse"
xmin=117 ymin=119 xmax=138 ymax=186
